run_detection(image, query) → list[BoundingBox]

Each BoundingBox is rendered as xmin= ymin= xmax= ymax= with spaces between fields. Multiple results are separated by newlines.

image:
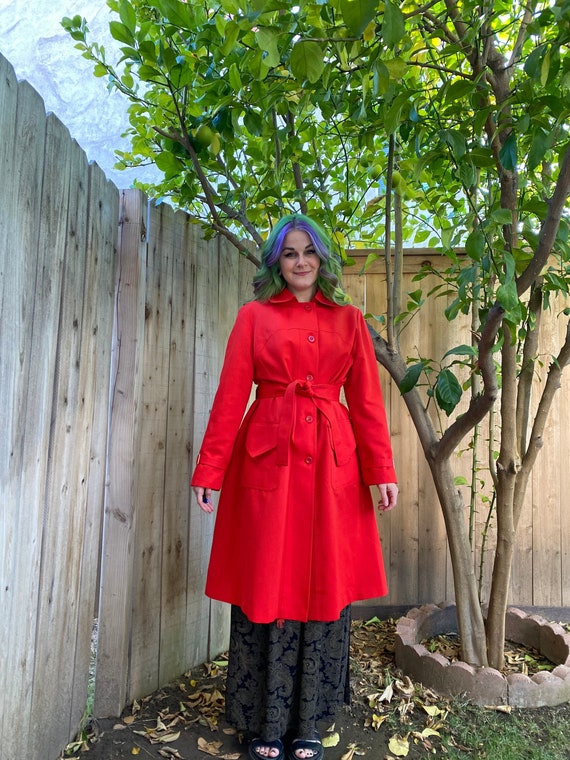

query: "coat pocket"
xmin=241 ymin=422 xmax=280 ymax=490
xmin=330 ymin=418 xmax=359 ymax=490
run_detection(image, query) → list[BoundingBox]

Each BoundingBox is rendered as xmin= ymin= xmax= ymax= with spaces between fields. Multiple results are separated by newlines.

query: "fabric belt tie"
xmin=256 ymin=380 xmax=342 ymax=466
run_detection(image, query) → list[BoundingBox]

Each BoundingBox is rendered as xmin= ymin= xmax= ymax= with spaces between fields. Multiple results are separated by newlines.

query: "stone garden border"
xmin=394 ymin=603 xmax=570 ymax=707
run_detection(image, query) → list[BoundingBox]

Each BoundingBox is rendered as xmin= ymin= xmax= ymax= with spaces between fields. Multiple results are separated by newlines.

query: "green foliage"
xmin=61 ymin=0 xmax=570 ymax=419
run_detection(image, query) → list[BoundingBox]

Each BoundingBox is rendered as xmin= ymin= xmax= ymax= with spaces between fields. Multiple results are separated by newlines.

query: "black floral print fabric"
xmin=225 ymin=605 xmax=351 ymax=742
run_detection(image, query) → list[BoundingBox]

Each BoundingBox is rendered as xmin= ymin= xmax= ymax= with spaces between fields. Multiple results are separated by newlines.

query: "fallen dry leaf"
xmin=158 ymin=748 xmax=184 ymax=759
xmin=418 ymin=703 xmax=444 ymax=717
xmin=371 ymin=713 xmax=388 ymax=730
xmin=394 ymin=677 xmax=415 ymax=697
xmin=197 ymin=737 xmax=223 ymax=756
xmin=388 ymin=734 xmax=410 ymax=757
xmin=322 ymin=731 xmax=340 ymax=747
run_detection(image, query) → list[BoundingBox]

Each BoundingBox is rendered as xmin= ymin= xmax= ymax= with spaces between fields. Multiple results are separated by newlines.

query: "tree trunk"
xmin=485 ymin=471 xmax=517 ymax=670
xmin=429 ymin=458 xmax=489 ymax=666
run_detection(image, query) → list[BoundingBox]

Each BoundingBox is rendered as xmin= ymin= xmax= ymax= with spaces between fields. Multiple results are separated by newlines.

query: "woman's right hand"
xmin=193 ymin=486 xmax=214 ymax=513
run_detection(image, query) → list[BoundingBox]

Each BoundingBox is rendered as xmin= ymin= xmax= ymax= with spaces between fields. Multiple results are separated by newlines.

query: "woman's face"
xmin=278 ymin=229 xmax=320 ymax=302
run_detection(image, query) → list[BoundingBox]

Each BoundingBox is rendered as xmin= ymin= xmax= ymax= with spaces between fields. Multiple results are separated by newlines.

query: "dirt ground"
xmin=64 ymin=617 xmax=570 ymax=760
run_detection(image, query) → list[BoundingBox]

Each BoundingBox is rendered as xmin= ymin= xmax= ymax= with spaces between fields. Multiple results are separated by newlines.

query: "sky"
xmin=0 ymin=0 xmax=158 ymax=187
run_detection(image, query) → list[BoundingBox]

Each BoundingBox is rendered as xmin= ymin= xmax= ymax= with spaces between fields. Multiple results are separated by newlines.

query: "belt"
xmin=256 ymin=380 xmax=342 ymax=466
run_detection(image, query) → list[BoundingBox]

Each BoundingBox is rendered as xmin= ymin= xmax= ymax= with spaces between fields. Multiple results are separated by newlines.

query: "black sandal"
xmin=249 ymin=737 xmax=285 ymax=760
xmin=288 ymin=735 xmax=323 ymax=760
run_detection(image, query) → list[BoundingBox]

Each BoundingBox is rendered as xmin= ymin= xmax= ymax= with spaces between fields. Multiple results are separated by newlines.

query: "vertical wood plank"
xmin=159 ymin=209 xmax=195 ymax=684
xmin=129 ymin=202 xmax=173 ymax=700
xmin=207 ymin=237 xmax=240 ymax=658
xmin=0 ymin=77 xmax=50 ymax=759
xmin=0 ymin=55 xmax=20 ymax=750
xmin=94 ymin=190 xmax=146 ymax=717
xmin=29 ymin=115 xmax=89 ymax=759
xmin=187 ymin=236 xmax=220 ymax=667
xmin=69 ymin=164 xmax=118 ymax=734
xmin=560 ymin=347 xmax=570 ymax=607
xmin=530 ymin=313 xmax=563 ymax=605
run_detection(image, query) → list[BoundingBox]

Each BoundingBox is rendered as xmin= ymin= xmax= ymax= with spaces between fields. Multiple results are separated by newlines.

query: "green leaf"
xmin=384 ymin=56 xmax=407 ymax=80
xmin=155 ymin=0 xmax=192 ymax=29
xmin=383 ymin=1 xmax=405 ymax=46
xmin=443 ymin=344 xmax=477 ymax=359
xmin=290 ymin=40 xmax=325 ymax=84
xmin=222 ymin=20 xmax=240 ymax=55
xmin=256 ymin=27 xmax=281 ymax=68
xmin=496 ymin=280 xmax=519 ymax=312
xmin=435 ymin=370 xmax=462 ymax=415
xmin=499 ymin=132 xmax=517 ymax=171
xmin=399 ymin=362 xmax=425 ymax=394
xmin=228 ymin=63 xmax=242 ymax=93
xmin=119 ymin=0 xmax=137 ymax=33
xmin=527 ymin=128 xmax=551 ymax=171
xmin=491 ymin=208 xmax=513 ymax=225
xmin=465 ymin=229 xmax=485 ymax=261
xmin=155 ymin=151 xmax=183 ymax=178
xmin=138 ymin=64 xmax=165 ymax=82
xmin=109 ymin=20 xmax=135 ymax=45
xmin=444 ymin=79 xmax=475 ymax=103
xmin=340 ymin=0 xmax=378 ymax=37
xmin=443 ymin=129 xmax=466 ymax=160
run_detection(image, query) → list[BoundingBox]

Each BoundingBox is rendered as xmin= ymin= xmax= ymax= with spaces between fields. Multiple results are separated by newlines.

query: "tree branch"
xmin=368 ymin=325 xmax=440 ymax=458
xmin=516 ymin=143 xmax=570 ymax=295
xmin=286 ymin=111 xmax=308 ymax=215
xmin=515 ymin=282 xmax=543 ymax=457
xmin=522 ymin=319 xmax=570 ymax=475
xmin=437 ymin=302 xmax=503 ymax=460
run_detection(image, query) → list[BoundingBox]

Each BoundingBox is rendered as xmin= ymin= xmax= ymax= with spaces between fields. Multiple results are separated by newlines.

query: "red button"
xmin=305 ymin=456 xmax=313 ymax=464
xmin=304 ymin=304 xmax=312 ymax=311
xmin=305 ymin=415 xmax=313 ymax=423
xmin=306 ymin=374 xmax=314 ymax=381
xmin=308 ymin=335 xmax=315 ymax=343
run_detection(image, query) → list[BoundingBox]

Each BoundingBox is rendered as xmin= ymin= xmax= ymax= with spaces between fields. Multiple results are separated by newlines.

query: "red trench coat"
xmin=191 ymin=288 xmax=397 ymax=623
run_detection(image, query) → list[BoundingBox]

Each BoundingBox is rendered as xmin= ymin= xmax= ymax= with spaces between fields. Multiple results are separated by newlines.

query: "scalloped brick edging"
xmin=394 ymin=603 xmax=570 ymax=707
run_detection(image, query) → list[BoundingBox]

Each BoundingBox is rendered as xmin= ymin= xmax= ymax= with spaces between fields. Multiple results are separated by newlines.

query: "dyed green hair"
xmin=252 ymin=214 xmax=350 ymax=305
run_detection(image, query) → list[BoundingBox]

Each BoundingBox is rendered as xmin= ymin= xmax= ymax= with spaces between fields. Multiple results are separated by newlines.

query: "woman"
xmin=191 ymin=214 xmax=398 ymax=760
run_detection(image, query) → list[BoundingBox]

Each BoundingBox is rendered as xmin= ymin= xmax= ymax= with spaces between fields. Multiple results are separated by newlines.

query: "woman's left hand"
xmin=376 ymin=483 xmax=398 ymax=512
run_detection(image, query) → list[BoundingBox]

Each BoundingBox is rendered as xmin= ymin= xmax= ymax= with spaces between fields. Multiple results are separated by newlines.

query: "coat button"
xmin=305 ymin=415 xmax=313 ymax=423
xmin=305 ymin=456 xmax=313 ymax=464
xmin=306 ymin=374 xmax=314 ymax=381
xmin=307 ymin=335 xmax=315 ymax=343
xmin=304 ymin=304 xmax=312 ymax=311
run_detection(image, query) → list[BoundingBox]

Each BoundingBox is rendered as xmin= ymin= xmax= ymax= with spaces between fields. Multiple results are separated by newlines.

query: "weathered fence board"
xmin=2 ymin=74 xmax=53 ymax=760
xmin=68 ymin=163 xmax=118 ymax=735
xmin=187 ymin=235 xmax=221 ymax=668
xmin=129 ymin=201 xmax=175 ymax=699
xmin=94 ymin=190 xmax=147 ymax=717
xmin=158 ymin=208 xmax=195 ymax=686
xmin=29 ymin=115 xmax=89 ymax=757
xmin=1 ymin=53 xmax=118 ymax=760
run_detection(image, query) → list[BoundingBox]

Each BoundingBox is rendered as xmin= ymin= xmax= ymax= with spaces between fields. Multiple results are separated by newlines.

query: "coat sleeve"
xmin=343 ymin=308 xmax=397 ymax=485
xmin=190 ymin=304 xmax=255 ymax=490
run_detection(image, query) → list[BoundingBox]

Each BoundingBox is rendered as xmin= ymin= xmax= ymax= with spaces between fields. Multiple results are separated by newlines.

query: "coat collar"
xmin=268 ymin=287 xmax=337 ymax=307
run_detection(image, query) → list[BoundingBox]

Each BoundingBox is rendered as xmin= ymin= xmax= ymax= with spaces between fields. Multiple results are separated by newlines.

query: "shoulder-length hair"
xmin=252 ymin=214 xmax=350 ymax=305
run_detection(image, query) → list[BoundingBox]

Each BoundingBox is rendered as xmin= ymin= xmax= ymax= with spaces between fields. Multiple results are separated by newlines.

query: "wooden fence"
xmin=345 ymin=254 xmax=570 ymax=611
xmin=1 ymin=51 xmax=570 ymax=760
xmin=0 ymin=53 xmax=119 ymax=760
